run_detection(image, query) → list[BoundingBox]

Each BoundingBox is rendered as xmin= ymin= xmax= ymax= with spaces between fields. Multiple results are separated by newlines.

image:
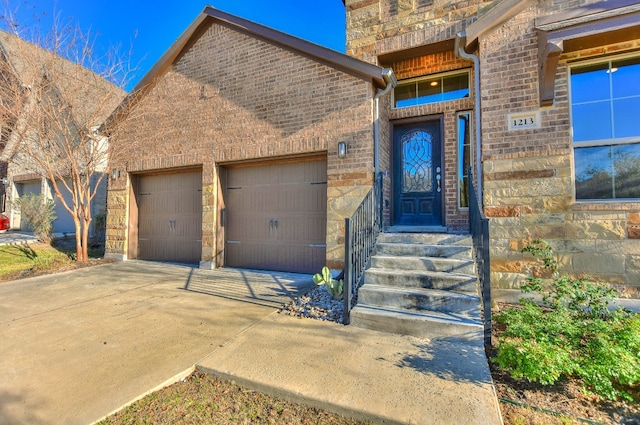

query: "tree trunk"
xmin=81 ymin=217 xmax=91 ymax=262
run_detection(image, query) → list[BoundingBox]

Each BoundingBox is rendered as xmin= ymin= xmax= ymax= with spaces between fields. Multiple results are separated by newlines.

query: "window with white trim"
xmin=393 ymin=71 xmax=469 ymax=109
xmin=570 ymin=55 xmax=640 ymax=200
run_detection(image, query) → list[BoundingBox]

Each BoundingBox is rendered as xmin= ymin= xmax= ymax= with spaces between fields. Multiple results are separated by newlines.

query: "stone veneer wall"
xmin=345 ymin=0 xmax=640 ymax=296
xmin=480 ymin=0 xmax=640 ymax=297
xmin=107 ymin=21 xmax=378 ymax=270
xmin=345 ymin=0 xmax=496 ymax=65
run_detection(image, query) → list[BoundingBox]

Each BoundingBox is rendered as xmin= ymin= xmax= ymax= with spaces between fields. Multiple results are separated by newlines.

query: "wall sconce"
xmin=337 ymin=141 xmax=348 ymax=159
xmin=111 ymin=169 xmax=121 ymax=180
xmin=1 ymin=178 xmax=8 ymax=186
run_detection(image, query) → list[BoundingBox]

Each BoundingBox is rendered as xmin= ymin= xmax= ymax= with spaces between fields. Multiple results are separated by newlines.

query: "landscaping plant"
xmin=312 ymin=266 xmax=344 ymax=300
xmin=494 ymin=239 xmax=640 ymax=401
xmin=12 ymin=193 xmax=56 ymax=243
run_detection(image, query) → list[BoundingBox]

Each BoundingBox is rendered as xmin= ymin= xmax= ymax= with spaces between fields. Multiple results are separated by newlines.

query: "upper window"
xmin=570 ymin=56 xmax=640 ymax=200
xmin=393 ymin=71 xmax=469 ymax=109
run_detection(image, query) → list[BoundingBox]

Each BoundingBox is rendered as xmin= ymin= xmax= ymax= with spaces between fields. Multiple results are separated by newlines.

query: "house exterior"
xmin=345 ymin=0 xmax=640 ymax=298
xmin=0 ymin=30 xmax=124 ymax=236
xmin=105 ymin=8 xmax=392 ymax=273
xmin=106 ymin=1 xmax=640 ymax=299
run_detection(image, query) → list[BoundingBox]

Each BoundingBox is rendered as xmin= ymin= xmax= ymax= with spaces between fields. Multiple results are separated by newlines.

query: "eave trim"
xmin=536 ymin=0 xmax=640 ymax=106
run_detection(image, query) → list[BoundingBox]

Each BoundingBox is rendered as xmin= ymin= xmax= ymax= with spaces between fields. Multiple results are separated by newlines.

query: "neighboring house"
xmin=106 ymin=1 xmax=640 ymax=299
xmin=0 ymin=30 xmax=124 ymax=236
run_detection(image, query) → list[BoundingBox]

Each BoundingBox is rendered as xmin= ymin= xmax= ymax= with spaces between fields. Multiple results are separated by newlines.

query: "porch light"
xmin=338 ymin=141 xmax=348 ymax=158
xmin=111 ymin=169 xmax=121 ymax=180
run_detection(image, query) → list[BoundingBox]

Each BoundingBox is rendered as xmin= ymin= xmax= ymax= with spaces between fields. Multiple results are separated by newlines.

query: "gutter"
xmin=455 ymin=31 xmax=483 ymax=201
xmin=373 ymin=69 xmax=397 ymax=175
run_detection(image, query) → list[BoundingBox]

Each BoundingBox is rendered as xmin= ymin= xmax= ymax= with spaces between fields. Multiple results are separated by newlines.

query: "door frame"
xmin=390 ymin=115 xmax=445 ymax=227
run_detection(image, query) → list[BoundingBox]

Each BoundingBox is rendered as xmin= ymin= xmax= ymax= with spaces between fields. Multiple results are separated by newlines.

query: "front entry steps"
xmin=349 ymin=232 xmax=483 ymax=344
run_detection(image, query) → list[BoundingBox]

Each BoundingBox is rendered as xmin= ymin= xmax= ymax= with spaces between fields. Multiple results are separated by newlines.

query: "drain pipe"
xmin=455 ymin=31 xmax=483 ymax=200
xmin=374 ymin=68 xmax=397 ymax=176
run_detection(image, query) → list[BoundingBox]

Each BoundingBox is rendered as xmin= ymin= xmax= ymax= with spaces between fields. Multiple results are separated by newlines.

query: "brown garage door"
xmin=224 ymin=158 xmax=327 ymax=274
xmin=136 ymin=170 xmax=202 ymax=263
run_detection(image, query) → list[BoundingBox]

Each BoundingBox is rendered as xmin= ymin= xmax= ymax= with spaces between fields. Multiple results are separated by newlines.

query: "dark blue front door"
xmin=393 ymin=121 xmax=443 ymax=226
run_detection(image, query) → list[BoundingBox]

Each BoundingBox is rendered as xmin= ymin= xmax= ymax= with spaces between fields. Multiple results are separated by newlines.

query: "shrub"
xmin=13 ymin=193 xmax=56 ymax=244
xmin=494 ymin=239 xmax=640 ymax=401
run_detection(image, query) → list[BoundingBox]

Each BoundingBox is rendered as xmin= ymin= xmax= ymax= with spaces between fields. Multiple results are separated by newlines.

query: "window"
xmin=394 ymin=71 xmax=469 ymax=108
xmin=457 ymin=112 xmax=473 ymax=209
xmin=570 ymin=56 xmax=640 ymax=200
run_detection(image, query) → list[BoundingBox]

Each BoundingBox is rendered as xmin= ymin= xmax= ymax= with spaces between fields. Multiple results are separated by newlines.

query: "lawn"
xmin=0 ymin=242 xmax=72 ymax=279
xmin=0 ymin=238 xmax=111 ymax=282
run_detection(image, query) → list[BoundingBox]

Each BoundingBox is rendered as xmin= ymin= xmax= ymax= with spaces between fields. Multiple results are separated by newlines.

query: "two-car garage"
xmin=129 ymin=157 xmax=327 ymax=274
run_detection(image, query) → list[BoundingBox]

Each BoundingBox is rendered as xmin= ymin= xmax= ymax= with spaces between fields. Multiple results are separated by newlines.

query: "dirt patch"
xmin=98 ymin=371 xmax=370 ymax=425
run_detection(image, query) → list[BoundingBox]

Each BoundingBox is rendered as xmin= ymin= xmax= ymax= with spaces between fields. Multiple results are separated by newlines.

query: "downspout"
xmin=455 ymin=31 xmax=483 ymax=200
xmin=374 ymin=68 xmax=397 ymax=175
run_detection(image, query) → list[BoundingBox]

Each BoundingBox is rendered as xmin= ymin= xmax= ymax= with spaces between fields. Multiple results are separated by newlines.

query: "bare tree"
xmin=0 ymin=6 xmax=133 ymax=261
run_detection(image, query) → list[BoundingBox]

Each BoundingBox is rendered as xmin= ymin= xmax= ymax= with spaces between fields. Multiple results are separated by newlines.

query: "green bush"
xmin=494 ymin=239 xmax=640 ymax=401
xmin=13 ymin=193 xmax=56 ymax=244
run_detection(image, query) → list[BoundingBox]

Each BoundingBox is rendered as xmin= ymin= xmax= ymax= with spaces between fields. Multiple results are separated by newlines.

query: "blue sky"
xmin=7 ymin=1 xmax=346 ymax=90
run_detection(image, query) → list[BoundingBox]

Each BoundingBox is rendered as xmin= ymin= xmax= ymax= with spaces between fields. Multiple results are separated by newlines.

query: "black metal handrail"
xmin=343 ymin=173 xmax=383 ymax=324
xmin=469 ymin=167 xmax=492 ymax=347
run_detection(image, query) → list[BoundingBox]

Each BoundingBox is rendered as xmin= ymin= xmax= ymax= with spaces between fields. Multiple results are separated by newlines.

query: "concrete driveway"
xmin=0 ymin=261 xmax=313 ymax=425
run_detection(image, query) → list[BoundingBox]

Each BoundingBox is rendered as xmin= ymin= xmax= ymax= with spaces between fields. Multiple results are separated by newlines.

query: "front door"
xmin=393 ymin=120 xmax=443 ymax=226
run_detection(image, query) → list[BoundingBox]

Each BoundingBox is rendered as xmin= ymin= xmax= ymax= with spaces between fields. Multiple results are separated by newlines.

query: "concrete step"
xmin=357 ymin=284 xmax=481 ymax=318
xmin=375 ymin=242 xmax=472 ymax=259
xmin=379 ymin=232 xmax=471 ymax=246
xmin=364 ymin=268 xmax=478 ymax=293
xmin=349 ymin=304 xmax=483 ymax=343
xmin=370 ymin=254 xmax=476 ymax=275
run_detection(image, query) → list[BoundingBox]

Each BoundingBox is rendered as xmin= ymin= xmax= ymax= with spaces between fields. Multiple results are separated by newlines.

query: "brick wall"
xmin=480 ymin=0 xmax=640 ymax=297
xmin=345 ymin=0 xmax=495 ymax=65
xmin=344 ymin=0 xmax=640 ymax=297
xmin=107 ymin=22 xmax=377 ymax=269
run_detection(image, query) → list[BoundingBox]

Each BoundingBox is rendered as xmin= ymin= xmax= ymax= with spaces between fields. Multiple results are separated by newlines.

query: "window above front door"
xmin=393 ymin=70 xmax=470 ymax=109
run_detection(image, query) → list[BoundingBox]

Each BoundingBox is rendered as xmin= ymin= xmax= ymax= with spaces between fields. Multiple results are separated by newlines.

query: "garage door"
xmin=136 ymin=170 xmax=202 ymax=263
xmin=225 ymin=158 xmax=327 ymax=274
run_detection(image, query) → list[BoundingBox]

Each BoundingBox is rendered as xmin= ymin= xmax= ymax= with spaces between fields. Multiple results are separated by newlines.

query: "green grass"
xmin=0 ymin=242 xmax=72 ymax=280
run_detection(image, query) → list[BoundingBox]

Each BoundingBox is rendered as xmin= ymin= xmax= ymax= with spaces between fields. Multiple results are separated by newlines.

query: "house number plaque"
xmin=508 ymin=111 xmax=541 ymax=131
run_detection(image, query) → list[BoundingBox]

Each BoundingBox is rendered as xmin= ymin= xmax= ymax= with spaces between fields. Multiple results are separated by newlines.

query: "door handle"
xmin=436 ymin=167 xmax=441 ymax=193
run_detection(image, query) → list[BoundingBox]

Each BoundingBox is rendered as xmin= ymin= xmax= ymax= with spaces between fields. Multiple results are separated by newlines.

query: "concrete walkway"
xmin=0 ymin=230 xmax=39 ymax=246
xmin=0 ymin=261 xmax=502 ymax=425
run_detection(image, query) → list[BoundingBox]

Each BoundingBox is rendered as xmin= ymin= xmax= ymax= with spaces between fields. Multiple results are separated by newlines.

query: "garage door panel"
xmin=136 ymin=170 xmax=202 ymax=264
xmin=225 ymin=159 xmax=327 ymax=274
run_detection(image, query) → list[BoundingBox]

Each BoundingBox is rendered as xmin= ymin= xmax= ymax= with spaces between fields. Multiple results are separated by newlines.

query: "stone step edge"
xmin=365 ymin=267 xmax=478 ymax=282
xmin=359 ymin=283 xmax=481 ymax=302
xmin=350 ymin=304 xmax=483 ymax=332
xmin=371 ymin=254 xmax=476 ymax=267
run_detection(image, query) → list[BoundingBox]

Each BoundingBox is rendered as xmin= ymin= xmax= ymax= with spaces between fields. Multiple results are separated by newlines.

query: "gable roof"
xmin=132 ymin=6 xmax=389 ymax=92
